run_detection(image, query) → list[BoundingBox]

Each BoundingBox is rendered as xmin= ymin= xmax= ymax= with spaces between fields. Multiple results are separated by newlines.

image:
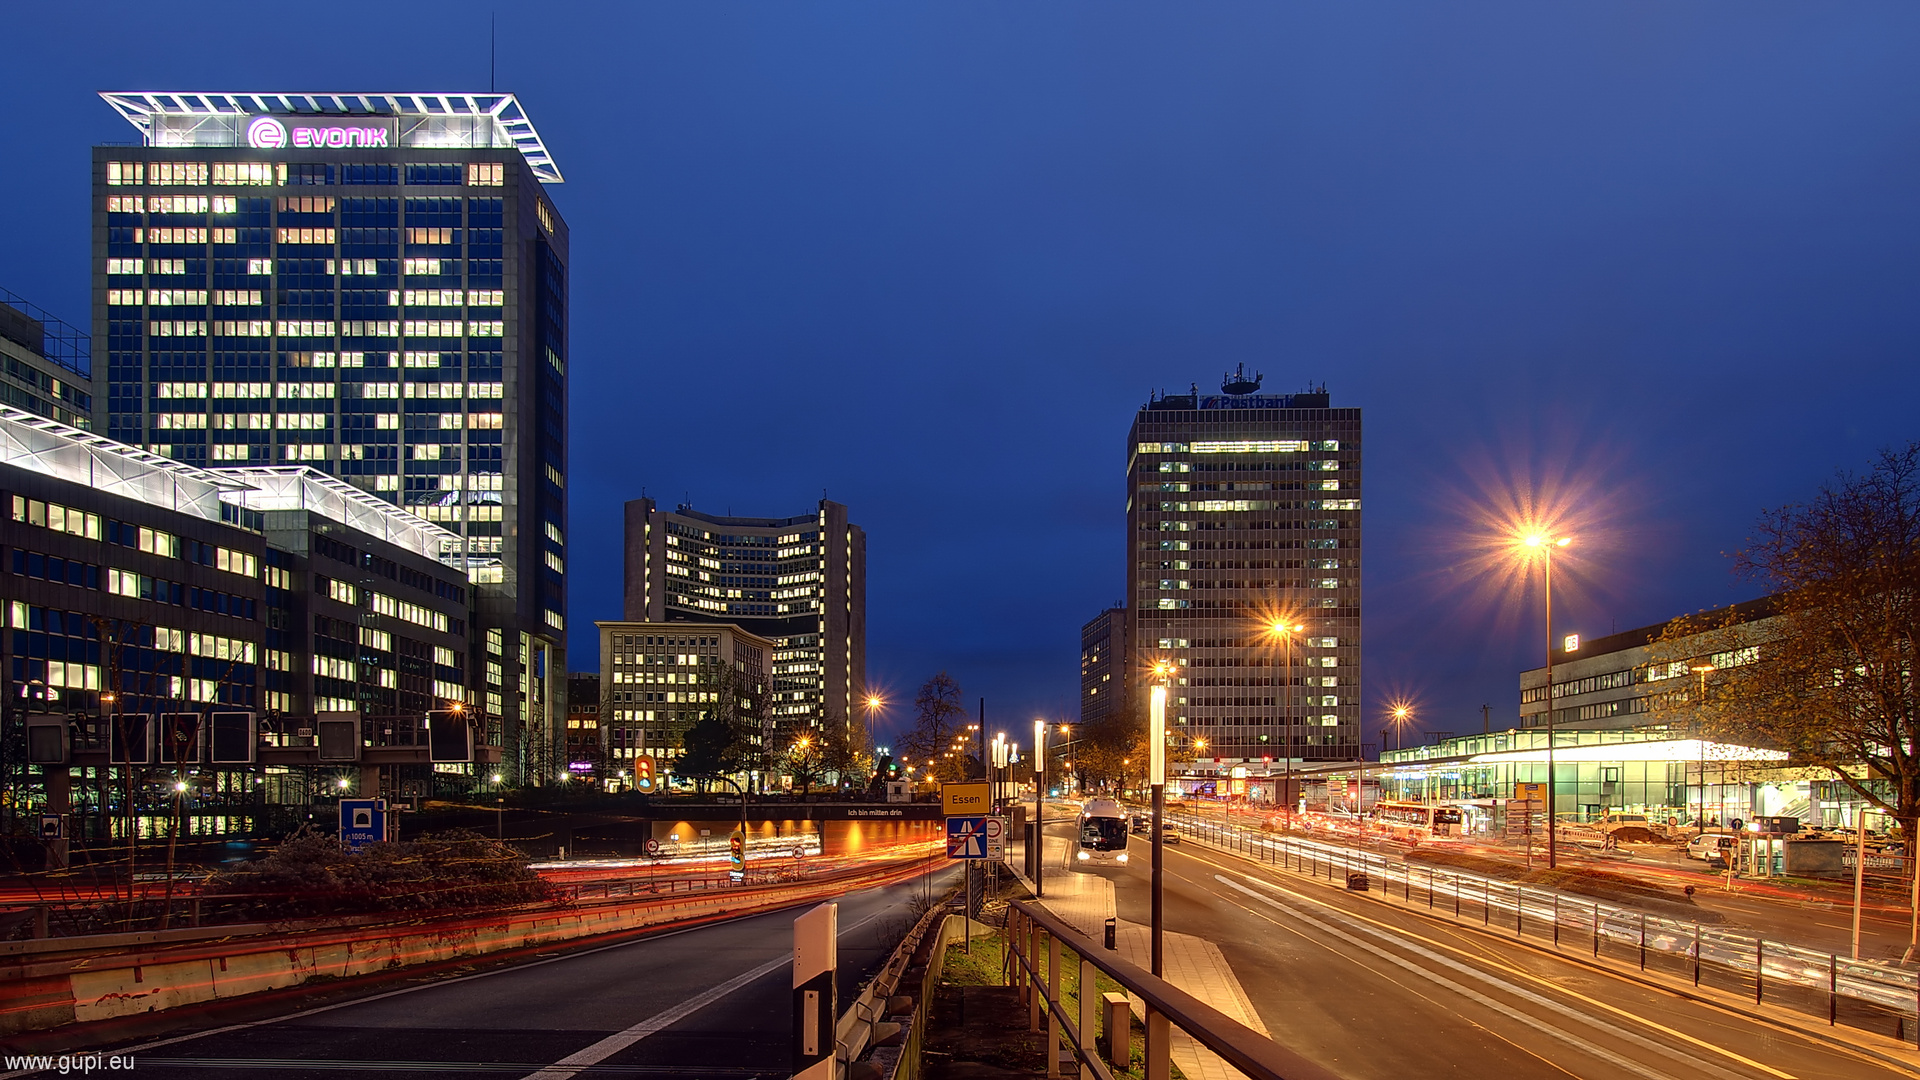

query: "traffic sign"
xmin=339 ymin=798 xmax=387 ymax=852
xmin=982 ymin=815 xmax=1007 ymax=861
xmin=942 ymin=782 xmax=990 ymax=817
xmin=947 ymin=816 xmax=989 ymax=859
xmin=645 ymin=838 xmax=662 ymax=856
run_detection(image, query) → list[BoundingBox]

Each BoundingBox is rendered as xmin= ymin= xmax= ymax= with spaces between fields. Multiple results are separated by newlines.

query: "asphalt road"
xmin=9 ymin=864 xmax=961 ymax=1080
xmin=1081 ymin=826 xmax=1914 ymax=1080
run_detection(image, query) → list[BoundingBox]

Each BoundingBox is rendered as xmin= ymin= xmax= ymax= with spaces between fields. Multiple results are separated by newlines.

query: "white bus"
xmin=1077 ymin=798 xmax=1131 ymax=864
xmin=1371 ymin=800 xmax=1465 ymax=842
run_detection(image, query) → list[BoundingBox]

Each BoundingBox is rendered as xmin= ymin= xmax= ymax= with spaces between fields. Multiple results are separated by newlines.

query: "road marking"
xmin=516 ymin=906 xmax=891 ymax=1080
xmin=1207 ymin=856 xmax=1802 ymax=1080
xmin=1215 ymin=874 xmax=1789 ymax=1080
xmin=516 ymin=953 xmax=789 ymax=1080
xmin=1 ymin=885 xmax=915 ymax=1080
xmin=1168 ymin=841 xmax=1920 ymax=1080
xmin=1208 ymin=877 xmax=1694 ymax=1080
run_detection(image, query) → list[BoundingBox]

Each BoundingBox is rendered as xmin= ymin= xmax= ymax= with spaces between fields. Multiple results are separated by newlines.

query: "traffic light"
xmin=633 ymin=754 xmax=656 ymax=793
xmin=729 ymin=829 xmax=745 ymax=873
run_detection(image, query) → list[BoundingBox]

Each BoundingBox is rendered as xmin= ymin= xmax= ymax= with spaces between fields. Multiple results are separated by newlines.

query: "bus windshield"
xmin=1080 ymin=816 xmax=1128 ymax=851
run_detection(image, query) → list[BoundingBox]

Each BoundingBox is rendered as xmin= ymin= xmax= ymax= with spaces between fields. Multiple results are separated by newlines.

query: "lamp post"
xmin=1524 ymin=533 xmax=1572 ymax=869
xmin=1265 ymin=620 xmax=1305 ymax=830
xmin=1690 ymin=665 xmax=1715 ymax=836
xmin=1149 ymin=660 xmax=1172 ymax=976
xmin=1033 ymin=718 xmax=1047 ymax=898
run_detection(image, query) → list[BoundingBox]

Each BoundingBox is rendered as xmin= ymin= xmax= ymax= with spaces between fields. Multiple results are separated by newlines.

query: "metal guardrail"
xmin=1170 ymin=811 xmax=1920 ymax=1046
xmin=1008 ymin=899 xmax=1345 ymax=1080
xmin=832 ymin=900 xmax=956 ymax=1080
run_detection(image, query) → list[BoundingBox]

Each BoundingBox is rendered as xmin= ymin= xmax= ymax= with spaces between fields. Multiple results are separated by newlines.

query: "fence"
xmin=1170 ymin=810 xmax=1920 ymax=1046
xmin=1006 ymin=898 xmax=1343 ymax=1080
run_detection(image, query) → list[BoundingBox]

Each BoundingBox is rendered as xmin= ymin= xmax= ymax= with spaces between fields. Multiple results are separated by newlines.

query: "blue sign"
xmin=340 ymin=798 xmax=387 ymax=852
xmin=946 ymin=816 xmax=988 ymax=859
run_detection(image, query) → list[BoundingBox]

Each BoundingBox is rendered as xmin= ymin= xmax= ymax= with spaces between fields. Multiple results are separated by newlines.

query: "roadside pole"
xmin=791 ymin=902 xmax=837 ymax=1080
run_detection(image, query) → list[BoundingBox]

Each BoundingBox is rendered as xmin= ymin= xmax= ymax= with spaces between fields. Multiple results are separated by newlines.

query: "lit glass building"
xmin=622 ymin=499 xmax=866 ymax=744
xmin=1126 ymin=371 xmax=1362 ymax=778
xmin=91 ymin=92 xmax=567 ymax=782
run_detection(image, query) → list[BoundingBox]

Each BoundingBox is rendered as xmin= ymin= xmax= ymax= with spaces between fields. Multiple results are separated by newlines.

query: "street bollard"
xmin=1103 ymin=992 xmax=1130 ymax=1068
xmin=1104 ymin=916 xmax=1117 ymax=951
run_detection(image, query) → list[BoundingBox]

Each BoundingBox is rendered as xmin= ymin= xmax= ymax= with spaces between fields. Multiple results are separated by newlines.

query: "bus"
xmin=1077 ymin=798 xmax=1131 ymax=864
xmin=1371 ymin=800 xmax=1465 ymax=842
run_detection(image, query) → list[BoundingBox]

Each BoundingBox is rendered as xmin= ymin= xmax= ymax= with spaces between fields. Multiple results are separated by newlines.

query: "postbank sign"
xmin=247 ymin=115 xmax=397 ymax=150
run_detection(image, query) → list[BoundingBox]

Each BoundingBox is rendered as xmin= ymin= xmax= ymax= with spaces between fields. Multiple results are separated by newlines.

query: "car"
xmin=1159 ymin=822 xmax=1180 ymax=844
xmin=1686 ymin=833 xmax=1736 ymax=861
xmin=1130 ymin=813 xmax=1152 ymax=834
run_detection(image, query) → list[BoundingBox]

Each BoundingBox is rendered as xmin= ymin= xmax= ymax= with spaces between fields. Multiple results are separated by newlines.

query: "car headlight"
xmin=1077 ymin=850 xmax=1090 ymax=861
xmin=1117 ymin=853 xmax=1129 ymax=863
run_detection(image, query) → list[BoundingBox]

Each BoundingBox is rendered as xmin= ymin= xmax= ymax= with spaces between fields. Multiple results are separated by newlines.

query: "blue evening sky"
xmin=4 ymin=3 xmax=1918 ymax=749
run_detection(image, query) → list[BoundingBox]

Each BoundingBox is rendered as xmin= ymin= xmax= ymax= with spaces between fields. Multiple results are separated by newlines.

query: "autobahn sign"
xmin=947 ymin=816 xmax=988 ymax=859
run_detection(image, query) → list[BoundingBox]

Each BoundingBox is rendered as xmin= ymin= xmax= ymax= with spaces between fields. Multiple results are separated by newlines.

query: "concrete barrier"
xmin=2 ymin=856 xmax=939 ymax=1036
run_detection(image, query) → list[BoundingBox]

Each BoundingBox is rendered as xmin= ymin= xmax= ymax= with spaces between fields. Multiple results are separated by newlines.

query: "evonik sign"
xmin=246 ymin=115 xmax=392 ymax=150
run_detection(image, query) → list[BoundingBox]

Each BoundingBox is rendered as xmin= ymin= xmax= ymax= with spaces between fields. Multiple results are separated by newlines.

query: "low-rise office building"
xmin=1380 ymin=598 xmax=1874 ymax=831
xmin=0 ymin=405 xmax=476 ymax=844
xmin=595 ymin=620 xmax=773 ymax=783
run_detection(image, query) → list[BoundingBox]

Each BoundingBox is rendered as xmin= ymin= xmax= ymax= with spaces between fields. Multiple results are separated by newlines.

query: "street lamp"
xmin=1148 ymin=659 xmax=1173 ymax=977
xmin=1264 ymin=619 xmax=1306 ymax=831
xmin=1033 ymin=718 xmax=1048 ymax=898
xmin=1390 ymin=704 xmax=1412 ymax=753
xmin=1691 ymin=664 xmax=1715 ymax=836
xmin=1522 ymin=532 xmax=1572 ymax=869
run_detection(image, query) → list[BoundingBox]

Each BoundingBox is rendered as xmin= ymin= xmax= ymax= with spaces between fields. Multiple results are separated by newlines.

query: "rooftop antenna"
xmin=490 ymin=14 xmax=496 ymax=92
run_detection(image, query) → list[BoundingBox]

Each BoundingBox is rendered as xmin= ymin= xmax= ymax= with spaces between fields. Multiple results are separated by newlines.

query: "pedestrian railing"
xmin=1170 ymin=811 xmax=1920 ymax=1047
xmin=1007 ymin=898 xmax=1345 ymax=1080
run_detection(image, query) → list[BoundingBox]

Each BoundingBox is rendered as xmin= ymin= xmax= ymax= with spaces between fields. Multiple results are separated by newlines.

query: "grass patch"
xmin=944 ymin=927 xmax=1184 ymax=1079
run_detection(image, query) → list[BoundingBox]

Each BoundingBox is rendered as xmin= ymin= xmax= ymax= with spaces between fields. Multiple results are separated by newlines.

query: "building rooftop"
xmin=216 ymin=467 xmax=462 ymax=562
xmin=99 ymin=91 xmax=562 ymax=183
xmin=0 ymin=406 xmax=246 ymax=524
xmin=0 ymin=287 xmax=91 ymax=378
xmin=0 ymin=407 xmax=456 ymax=558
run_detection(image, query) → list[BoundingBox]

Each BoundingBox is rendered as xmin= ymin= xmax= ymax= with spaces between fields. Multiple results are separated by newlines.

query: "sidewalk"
xmin=1011 ymin=827 xmax=1264 ymax=1080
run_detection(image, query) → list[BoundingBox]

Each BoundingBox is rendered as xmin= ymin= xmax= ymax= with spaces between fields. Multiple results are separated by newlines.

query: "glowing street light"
xmin=1518 ymin=531 xmax=1573 ymax=868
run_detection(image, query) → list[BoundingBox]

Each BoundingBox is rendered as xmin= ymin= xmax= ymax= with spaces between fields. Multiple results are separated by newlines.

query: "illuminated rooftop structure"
xmin=99 ymin=92 xmax=563 ymax=183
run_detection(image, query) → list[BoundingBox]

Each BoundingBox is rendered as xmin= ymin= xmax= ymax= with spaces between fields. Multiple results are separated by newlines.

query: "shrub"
xmin=208 ymin=827 xmax=556 ymax=920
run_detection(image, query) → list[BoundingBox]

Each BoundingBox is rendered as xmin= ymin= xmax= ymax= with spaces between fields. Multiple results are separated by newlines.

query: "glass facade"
xmin=93 ymin=94 xmax=568 ymax=782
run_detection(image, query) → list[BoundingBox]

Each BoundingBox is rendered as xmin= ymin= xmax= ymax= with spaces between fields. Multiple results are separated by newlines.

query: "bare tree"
xmin=899 ymin=672 xmax=967 ymax=775
xmin=1660 ymin=445 xmax=1920 ymax=853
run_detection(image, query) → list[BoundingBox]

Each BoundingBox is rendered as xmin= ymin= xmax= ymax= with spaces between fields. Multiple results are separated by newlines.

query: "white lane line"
xmin=517 ymin=907 xmax=891 ymax=1080
xmin=516 ymin=954 xmax=789 ymax=1080
xmin=1214 ymin=875 xmax=1736 ymax=1080
xmin=1221 ymin=873 xmax=1793 ymax=1080
xmin=3 ymin=889 xmax=906 ymax=1080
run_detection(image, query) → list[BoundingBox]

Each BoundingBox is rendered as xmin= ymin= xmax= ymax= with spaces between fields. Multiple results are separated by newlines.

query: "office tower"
xmin=1079 ymin=605 xmax=1130 ymax=726
xmin=0 ymin=288 xmax=93 ymax=428
xmin=623 ymin=498 xmax=865 ymax=743
xmin=1126 ymin=370 xmax=1361 ymax=776
xmin=92 ymin=92 xmax=567 ymax=781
